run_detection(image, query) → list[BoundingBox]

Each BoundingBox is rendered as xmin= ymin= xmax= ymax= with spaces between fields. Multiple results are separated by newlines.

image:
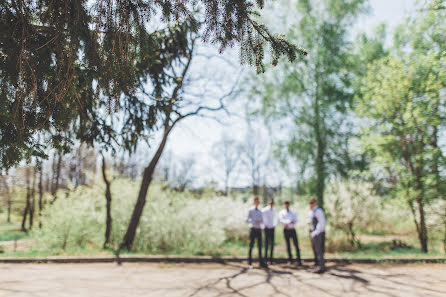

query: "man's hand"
xmin=255 ymin=220 xmax=261 ymax=225
xmin=311 ymin=231 xmax=317 ymax=238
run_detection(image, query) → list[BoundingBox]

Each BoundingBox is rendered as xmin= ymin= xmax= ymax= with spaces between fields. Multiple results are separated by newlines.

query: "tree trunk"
xmin=408 ymin=199 xmax=421 ymax=238
xmin=21 ymin=168 xmax=31 ymax=232
xmin=347 ymin=221 xmax=360 ymax=248
xmin=443 ymin=219 xmax=446 ymax=254
xmin=416 ymin=196 xmax=428 ymax=252
xmin=51 ymin=151 xmax=62 ymax=203
xmin=120 ymin=126 xmax=172 ymax=251
xmin=7 ymin=198 xmax=12 ymax=223
xmin=119 ymin=45 xmax=194 ymax=251
xmin=432 ymin=99 xmax=440 ymax=192
xmin=314 ymin=93 xmax=325 ymax=209
xmin=38 ymin=161 xmax=43 ymax=229
xmin=414 ymin=157 xmax=428 ymax=252
xmin=29 ymin=166 xmax=37 ymax=229
xmin=253 ymin=184 xmax=259 ymax=196
xmin=1 ymin=177 xmax=12 ymax=223
xmin=262 ymin=184 xmax=268 ymax=205
xmin=101 ymin=155 xmax=113 ymax=249
xmin=408 ymin=191 xmax=428 ymax=253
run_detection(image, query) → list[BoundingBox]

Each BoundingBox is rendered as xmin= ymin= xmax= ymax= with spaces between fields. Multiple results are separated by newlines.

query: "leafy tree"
xmin=356 ymin=5 xmax=446 ymax=252
xmin=247 ymin=0 xmax=367 ymax=208
xmin=120 ymin=28 xmax=240 ymax=250
xmin=426 ymin=0 xmax=445 ymax=10
xmin=0 ymin=0 xmax=306 ymax=170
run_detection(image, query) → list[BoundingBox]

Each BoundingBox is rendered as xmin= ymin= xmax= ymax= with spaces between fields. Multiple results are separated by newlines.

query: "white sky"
xmin=140 ymin=0 xmax=419 ymax=189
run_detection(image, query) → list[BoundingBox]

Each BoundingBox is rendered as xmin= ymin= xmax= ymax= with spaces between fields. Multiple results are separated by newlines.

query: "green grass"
xmin=0 ymin=223 xmax=29 ymax=242
xmin=334 ymin=241 xmax=445 ymax=259
xmin=0 ymin=209 xmax=443 ymax=259
xmin=0 ymin=215 xmax=443 ymax=259
xmin=0 ymin=247 xmax=115 ymax=258
xmin=0 ymin=241 xmax=443 ymax=259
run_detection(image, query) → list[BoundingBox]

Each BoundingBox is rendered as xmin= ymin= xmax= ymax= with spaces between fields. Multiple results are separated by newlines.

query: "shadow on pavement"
xmin=187 ymin=262 xmax=446 ymax=297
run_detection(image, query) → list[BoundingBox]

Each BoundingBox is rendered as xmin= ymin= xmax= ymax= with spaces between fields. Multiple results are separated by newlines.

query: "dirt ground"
xmin=0 ymin=262 xmax=445 ymax=297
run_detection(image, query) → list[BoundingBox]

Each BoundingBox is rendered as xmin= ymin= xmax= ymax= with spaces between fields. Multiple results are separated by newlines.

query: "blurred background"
xmin=0 ymin=0 xmax=445 ymax=259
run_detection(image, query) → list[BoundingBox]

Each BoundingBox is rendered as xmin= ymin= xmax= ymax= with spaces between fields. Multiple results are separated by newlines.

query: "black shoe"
xmin=260 ymin=262 xmax=268 ymax=268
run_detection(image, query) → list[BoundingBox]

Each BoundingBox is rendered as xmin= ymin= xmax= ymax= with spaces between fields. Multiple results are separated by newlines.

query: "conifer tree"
xmin=0 ymin=1 xmax=306 ymax=170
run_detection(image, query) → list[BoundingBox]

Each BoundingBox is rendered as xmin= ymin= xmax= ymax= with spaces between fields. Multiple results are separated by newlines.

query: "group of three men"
xmin=246 ymin=196 xmax=326 ymax=273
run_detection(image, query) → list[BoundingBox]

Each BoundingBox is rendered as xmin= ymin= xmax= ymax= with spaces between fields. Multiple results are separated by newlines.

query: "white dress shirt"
xmin=279 ymin=209 xmax=298 ymax=229
xmin=246 ymin=207 xmax=263 ymax=229
xmin=309 ymin=206 xmax=326 ymax=237
xmin=262 ymin=206 xmax=277 ymax=229
xmin=307 ymin=210 xmax=314 ymax=224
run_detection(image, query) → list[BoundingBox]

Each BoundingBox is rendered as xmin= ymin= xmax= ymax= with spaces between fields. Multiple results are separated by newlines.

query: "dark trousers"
xmin=248 ymin=228 xmax=263 ymax=265
xmin=264 ymin=228 xmax=275 ymax=262
xmin=310 ymin=231 xmax=318 ymax=265
xmin=311 ymin=232 xmax=325 ymax=269
xmin=284 ymin=228 xmax=301 ymax=264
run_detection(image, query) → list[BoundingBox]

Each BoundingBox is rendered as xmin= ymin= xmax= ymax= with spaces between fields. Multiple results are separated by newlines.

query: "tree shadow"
xmin=187 ymin=263 xmax=294 ymax=297
xmin=187 ymin=262 xmax=445 ymax=297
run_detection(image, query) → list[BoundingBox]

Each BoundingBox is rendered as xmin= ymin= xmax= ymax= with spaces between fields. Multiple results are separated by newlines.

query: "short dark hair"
xmin=253 ymin=196 xmax=259 ymax=201
xmin=284 ymin=201 xmax=290 ymax=205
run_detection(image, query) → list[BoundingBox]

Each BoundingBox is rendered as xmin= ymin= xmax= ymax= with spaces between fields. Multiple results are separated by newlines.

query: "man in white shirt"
xmin=279 ymin=201 xmax=302 ymax=265
xmin=262 ymin=199 xmax=277 ymax=264
xmin=246 ymin=197 xmax=267 ymax=268
xmin=308 ymin=197 xmax=326 ymax=273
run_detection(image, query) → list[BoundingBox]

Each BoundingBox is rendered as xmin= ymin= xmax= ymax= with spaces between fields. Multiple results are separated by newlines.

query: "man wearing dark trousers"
xmin=279 ymin=201 xmax=302 ymax=266
xmin=308 ymin=209 xmax=318 ymax=266
xmin=246 ymin=197 xmax=267 ymax=268
xmin=262 ymin=199 xmax=277 ymax=264
xmin=308 ymin=197 xmax=326 ymax=273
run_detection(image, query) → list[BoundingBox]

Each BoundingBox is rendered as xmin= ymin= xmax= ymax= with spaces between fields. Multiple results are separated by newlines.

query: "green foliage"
xmin=0 ymin=177 xmax=439 ymax=256
xmin=355 ymin=5 xmax=446 ymax=252
xmin=33 ymin=179 xmax=251 ymax=254
xmin=0 ymin=1 xmax=306 ymax=171
xmin=33 ymin=186 xmax=105 ymax=250
xmin=325 ymin=180 xmax=381 ymax=244
xmin=247 ymin=0 xmax=368 ymax=208
xmin=0 ymin=15 xmax=197 ymax=170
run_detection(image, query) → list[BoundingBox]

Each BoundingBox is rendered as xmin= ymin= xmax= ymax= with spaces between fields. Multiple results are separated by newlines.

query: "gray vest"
xmin=311 ymin=207 xmax=324 ymax=232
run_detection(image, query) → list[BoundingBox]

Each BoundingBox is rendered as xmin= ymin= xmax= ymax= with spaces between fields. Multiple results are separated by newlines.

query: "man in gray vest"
xmin=308 ymin=197 xmax=326 ymax=273
xmin=246 ymin=197 xmax=267 ymax=268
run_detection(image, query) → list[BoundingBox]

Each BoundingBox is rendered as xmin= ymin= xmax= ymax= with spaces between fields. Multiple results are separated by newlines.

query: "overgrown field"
xmin=0 ymin=178 xmax=445 ymax=258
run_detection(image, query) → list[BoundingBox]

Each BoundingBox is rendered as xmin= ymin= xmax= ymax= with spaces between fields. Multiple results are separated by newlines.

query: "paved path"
xmin=0 ymin=263 xmax=444 ymax=297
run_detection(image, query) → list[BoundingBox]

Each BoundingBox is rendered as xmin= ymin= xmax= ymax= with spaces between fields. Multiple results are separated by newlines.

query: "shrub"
xmin=33 ymin=179 xmax=251 ymax=254
xmin=324 ymin=180 xmax=383 ymax=247
xmin=33 ymin=184 xmax=105 ymax=251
